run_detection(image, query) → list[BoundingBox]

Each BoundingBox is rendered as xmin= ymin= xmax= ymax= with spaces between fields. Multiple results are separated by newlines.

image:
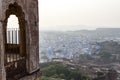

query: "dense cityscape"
xmin=39 ymin=28 xmax=120 ymax=80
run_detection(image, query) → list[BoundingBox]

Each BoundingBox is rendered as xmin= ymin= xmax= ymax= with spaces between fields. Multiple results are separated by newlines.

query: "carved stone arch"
xmin=3 ymin=2 xmax=26 ymax=57
xmin=0 ymin=0 xmax=40 ymax=80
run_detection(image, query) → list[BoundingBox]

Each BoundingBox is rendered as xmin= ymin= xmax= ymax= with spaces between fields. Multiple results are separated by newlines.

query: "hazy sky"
xmin=39 ymin=0 xmax=120 ymax=31
xmin=7 ymin=0 xmax=120 ymax=31
xmin=7 ymin=15 xmax=19 ymax=29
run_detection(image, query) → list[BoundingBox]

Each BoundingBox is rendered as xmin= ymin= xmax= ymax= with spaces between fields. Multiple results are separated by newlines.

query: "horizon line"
xmin=39 ymin=27 xmax=120 ymax=32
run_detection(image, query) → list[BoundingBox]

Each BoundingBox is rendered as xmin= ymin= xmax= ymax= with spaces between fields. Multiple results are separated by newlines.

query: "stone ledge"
xmin=19 ymin=69 xmax=42 ymax=80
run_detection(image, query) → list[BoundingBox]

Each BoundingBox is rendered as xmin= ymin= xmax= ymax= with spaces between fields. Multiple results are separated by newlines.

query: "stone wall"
xmin=0 ymin=0 xmax=40 ymax=80
xmin=0 ymin=0 xmax=6 ymax=79
xmin=0 ymin=21 xmax=6 ymax=80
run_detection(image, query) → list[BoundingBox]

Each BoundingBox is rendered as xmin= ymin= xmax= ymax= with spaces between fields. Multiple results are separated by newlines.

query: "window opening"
xmin=6 ymin=15 xmax=19 ymax=44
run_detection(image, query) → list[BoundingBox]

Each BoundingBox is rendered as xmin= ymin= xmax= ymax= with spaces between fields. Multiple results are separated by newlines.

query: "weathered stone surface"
xmin=0 ymin=21 xmax=6 ymax=80
xmin=19 ymin=70 xmax=42 ymax=80
xmin=0 ymin=0 xmax=40 ymax=80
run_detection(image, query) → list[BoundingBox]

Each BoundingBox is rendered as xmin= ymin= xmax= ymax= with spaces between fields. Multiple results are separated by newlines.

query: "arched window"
xmin=4 ymin=3 xmax=27 ymax=79
xmin=6 ymin=15 xmax=19 ymax=44
xmin=5 ymin=15 xmax=26 ymax=79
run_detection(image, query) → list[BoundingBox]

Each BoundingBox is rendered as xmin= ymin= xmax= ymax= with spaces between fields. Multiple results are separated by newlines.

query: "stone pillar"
xmin=0 ymin=21 xmax=6 ymax=80
xmin=26 ymin=0 xmax=40 ymax=74
xmin=0 ymin=0 xmax=6 ymax=79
